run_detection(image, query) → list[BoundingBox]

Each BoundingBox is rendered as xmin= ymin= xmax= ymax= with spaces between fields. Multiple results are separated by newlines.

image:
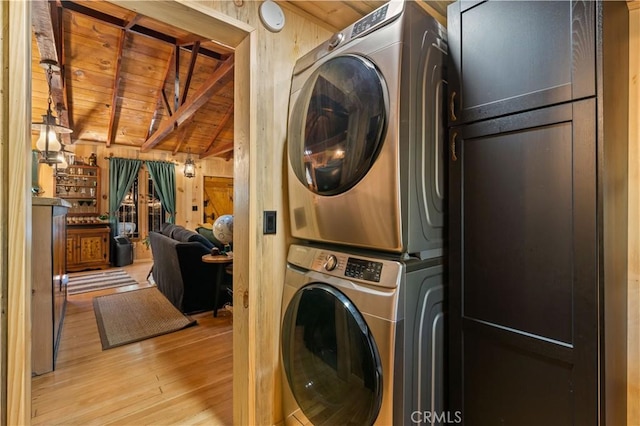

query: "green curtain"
xmin=146 ymin=160 xmax=177 ymax=224
xmin=109 ymin=158 xmax=142 ymax=238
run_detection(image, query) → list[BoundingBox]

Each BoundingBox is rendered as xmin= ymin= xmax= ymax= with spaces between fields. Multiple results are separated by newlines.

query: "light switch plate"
xmin=263 ymin=211 xmax=276 ymax=234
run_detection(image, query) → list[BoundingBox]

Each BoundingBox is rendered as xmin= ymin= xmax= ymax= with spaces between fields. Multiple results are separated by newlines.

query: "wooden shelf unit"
xmin=56 ymin=164 xmax=100 ymax=219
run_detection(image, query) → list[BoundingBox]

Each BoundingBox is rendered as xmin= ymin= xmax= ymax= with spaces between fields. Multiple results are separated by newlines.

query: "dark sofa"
xmin=149 ymin=224 xmax=219 ymax=314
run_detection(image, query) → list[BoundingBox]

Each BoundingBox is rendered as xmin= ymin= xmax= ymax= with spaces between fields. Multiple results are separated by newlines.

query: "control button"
xmin=324 ymin=254 xmax=338 ymax=271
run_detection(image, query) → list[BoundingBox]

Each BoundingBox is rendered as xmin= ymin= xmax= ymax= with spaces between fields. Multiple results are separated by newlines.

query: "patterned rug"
xmin=67 ymin=269 xmax=138 ymax=295
xmin=93 ymin=287 xmax=197 ymax=350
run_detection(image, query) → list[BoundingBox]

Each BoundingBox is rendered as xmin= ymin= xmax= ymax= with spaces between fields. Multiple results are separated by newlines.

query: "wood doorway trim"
xmin=6 ymin=1 xmax=255 ymax=424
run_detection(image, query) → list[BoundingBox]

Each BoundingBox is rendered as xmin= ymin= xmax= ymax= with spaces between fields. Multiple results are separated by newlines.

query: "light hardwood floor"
xmin=31 ymin=260 xmax=233 ymax=425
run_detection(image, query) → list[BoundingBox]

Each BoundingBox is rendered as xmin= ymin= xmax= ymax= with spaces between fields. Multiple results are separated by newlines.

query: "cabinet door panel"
xmin=449 ymin=100 xmax=597 ymax=425
xmin=66 ymin=236 xmax=75 ymax=265
xmin=463 ymin=332 xmax=573 ymax=426
xmin=447 ymin=0 xmax=595 ymax=124
xmin=78 ymin=235 xmax=106 ymax=264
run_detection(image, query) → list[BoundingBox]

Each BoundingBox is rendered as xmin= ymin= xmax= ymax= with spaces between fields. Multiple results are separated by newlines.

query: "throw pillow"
xmin=172 ymin=227 xmax=214 ymax=250
xmin=187 ymin=233 xmax=215 ymax=250
xmin=196 ymin=226 xmax=224 ymax=249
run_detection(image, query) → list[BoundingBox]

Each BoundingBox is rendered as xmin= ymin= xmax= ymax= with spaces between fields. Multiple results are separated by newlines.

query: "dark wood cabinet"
xmin=66 ymin=226 xmax=110 ymax=272
xmin=447 ymin=1 xmax=595 ymax=125
xmin=32 ymin=198 xmax=69 ymax=375
xmin=447 ymin=1 xmax=629 ymax=425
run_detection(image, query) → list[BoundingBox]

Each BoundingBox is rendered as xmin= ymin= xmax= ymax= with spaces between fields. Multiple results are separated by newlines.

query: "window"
xmin=117 ymin=169 xmax=167 ymax=238
xmin=118 ymin=178 xmax=139 ymax=238
xmin=147 ymin=175 xmax=166 ymax=233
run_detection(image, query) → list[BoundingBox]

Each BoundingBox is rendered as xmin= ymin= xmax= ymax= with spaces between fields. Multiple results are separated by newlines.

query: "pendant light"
xmin=54 ymin=146 xmax=71 ymax=176
xmin=184 ymin=147 xmax=196 ymax=178
xmin=32 ymin=59 xmax=72 ymax=165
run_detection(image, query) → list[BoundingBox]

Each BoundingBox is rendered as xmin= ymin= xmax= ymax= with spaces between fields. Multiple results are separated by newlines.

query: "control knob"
xmin=324 ymin=254 xmax=338 ymax=271
xmin=328 ymin=33 xmax=344 ymax=51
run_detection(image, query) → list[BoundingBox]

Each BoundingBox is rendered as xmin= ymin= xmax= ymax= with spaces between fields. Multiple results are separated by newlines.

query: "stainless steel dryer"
xmin=287 ymin=1 xmax=447 ymax=258
xmin=281 ymin=244 xmax=445 ymax=425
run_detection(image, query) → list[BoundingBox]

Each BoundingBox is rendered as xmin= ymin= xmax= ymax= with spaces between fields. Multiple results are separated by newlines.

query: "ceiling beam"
xmin=147 ymin=51 xmax=176 ymax=139
xmin=32 ymin=0 xmax=71 ymax=144
xmin=200 ymin=141 xmax=234 ymax=159
xmin=181 ymin=41 xmax=200 ymax=105
xmin=140 ymin=55 xmax=234 ymax=152
xmin=60 ymin=1 xmax=227 ymax=61
xmin=173 ymin=45 xmax=181 ymax=113
xmin=201 ymin=103 xmax=233 ymax=156
xmin=172 ymin=115 xmax=197 ymax=155
xmin=106 ymin=29 xmax=126 ymax=147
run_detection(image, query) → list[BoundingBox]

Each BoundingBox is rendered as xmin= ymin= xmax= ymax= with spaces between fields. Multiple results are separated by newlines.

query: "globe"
xmin=212 ymin=214 xmax=234 ymax=245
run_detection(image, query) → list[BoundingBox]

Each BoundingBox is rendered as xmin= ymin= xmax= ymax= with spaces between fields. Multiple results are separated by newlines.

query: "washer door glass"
xmin=282 ymin=283 xmax=382 ymax=425
xmin=289 ymin=55 xmax=387 ymax=195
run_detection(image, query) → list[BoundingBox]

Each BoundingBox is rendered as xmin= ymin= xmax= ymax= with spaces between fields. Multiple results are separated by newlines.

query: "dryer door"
xmin=282 ymin=283 xmax=383 ymax=425
xmin=288 ymin=55 xmax=387 ymax=196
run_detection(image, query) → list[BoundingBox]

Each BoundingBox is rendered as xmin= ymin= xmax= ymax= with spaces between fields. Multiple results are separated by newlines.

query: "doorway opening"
xmin=203 ymin=176 xmax=234 ymax=224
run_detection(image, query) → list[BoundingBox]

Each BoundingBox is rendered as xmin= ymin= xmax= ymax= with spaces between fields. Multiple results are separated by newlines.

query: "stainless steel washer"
xmin=281 ymin=243 xmax=444 ymax=425
xmin=287 ymin=1 xmax=447 ymax=258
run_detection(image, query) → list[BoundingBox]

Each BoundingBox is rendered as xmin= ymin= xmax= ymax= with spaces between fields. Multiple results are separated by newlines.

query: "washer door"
xmin=282 ymin=283 xmax=383 ymax=425
xmin=288 ymin=55 xmax=388 ymax=196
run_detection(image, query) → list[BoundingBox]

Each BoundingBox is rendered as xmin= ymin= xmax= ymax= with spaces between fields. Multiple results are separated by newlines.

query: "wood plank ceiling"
xmin=31 ymin=1 xmax=450 ymax=160
xmin=31 ymin=0 xmax=235 ymax=159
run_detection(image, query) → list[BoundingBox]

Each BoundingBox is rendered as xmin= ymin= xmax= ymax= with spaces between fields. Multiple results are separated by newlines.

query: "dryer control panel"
xmin=352 ymin=4 xmax=389 ymax=38
xmin=291 ymin=1 xmax=404 ymax=76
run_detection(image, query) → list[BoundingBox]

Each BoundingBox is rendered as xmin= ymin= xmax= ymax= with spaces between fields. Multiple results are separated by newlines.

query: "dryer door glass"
xmin=282 ymin=283 xmax=383 ymax=425
xmin=289 ymin=55 xmax=387 ymax=195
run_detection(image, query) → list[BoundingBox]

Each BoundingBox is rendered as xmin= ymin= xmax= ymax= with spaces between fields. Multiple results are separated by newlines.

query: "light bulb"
xmin=35 ymin=126 xmax=61 ymax=153
xmin=57 ymin=152 xmax=68 ymax=170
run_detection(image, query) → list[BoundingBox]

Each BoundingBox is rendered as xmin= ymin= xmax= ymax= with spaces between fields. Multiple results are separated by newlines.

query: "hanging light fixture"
xmin=32 ymin=59 xmax=72 ymax=165
xmin=184 ymin=147 xmax=196 ymax=178
xmin=54 ymin=145 xmax=71 ymax=176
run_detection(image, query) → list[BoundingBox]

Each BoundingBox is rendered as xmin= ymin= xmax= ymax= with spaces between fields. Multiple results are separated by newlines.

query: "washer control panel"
xmin=345 ymin=257 xmax=382 ymax=283
xmin=292 ymin=244 xmax=401 ymax=288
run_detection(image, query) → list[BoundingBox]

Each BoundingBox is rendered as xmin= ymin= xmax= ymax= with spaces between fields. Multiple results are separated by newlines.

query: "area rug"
xmin=67 ymin=269 xmax=137 ymax=295
xmin=93 ymin=287 xmax=197 ymax=350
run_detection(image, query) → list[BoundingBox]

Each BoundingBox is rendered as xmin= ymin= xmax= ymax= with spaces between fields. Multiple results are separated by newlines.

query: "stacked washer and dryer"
xmin=281 ymin=2 xmax=448 ymax=425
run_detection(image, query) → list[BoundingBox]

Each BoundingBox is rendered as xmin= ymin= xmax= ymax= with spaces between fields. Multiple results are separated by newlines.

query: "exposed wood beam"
xmin=174 ymin=45 xmax=180 ymax=114
xmin=162 ymin=90 xmax=173 ymax=116
xmin=106 ymin=29 xmax=126 ymax=147
xmin=141 ymin=55 xmax=234 ymax=152
xmin=201 ymin=103 xmax=233 ymax=155
xmin=147 ymin=52 xmax=176 ymax=139
xmin=200 ymin=140 xmax=234 ymax=159
xmin=146 ymin=98 xmax=165 ymax=140
xmin=50 ymin=1 xmax=72 ymax=145
xmin=171 ymin=115 xmax=197 ymax=155
xmin=124 ymin=13 xmax=141 ymax=30
xmin=60 ymin=1 xmax=227 ymax=60
xmin=181 ymin=41 xmax=201 ymax=105
xmin=50 ymin=0 xmax=63 ymax=67
xmin=32 ymin=0 xmax=71 ymax=144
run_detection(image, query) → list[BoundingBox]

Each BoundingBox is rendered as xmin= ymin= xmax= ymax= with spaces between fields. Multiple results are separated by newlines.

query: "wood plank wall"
xmin=80 ymin=1 xmax=331 ymax=425
xmin=186 ymin=3 xmax=331 ymax=424
xmin=629 ymin=3 xmax=640 ymax=424
xmin=3 ymin=1 xmax=32 ymax=424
